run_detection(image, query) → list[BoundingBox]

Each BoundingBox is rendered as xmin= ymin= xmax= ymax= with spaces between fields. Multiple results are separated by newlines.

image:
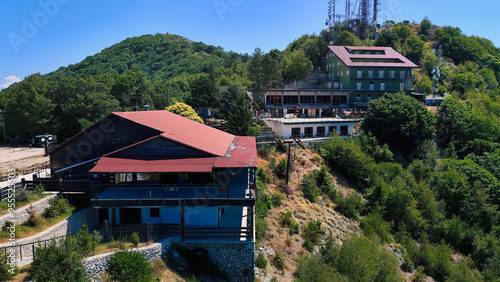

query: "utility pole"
xmin=276 ymin=137 xmax=306 ymax=186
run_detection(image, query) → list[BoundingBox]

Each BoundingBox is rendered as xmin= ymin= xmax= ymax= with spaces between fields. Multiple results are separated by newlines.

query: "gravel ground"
xmin=0 ymin=146 xmax=48 ymax=176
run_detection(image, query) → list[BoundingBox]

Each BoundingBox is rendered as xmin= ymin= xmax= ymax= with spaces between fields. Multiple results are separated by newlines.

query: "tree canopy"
xmin=166 ymin=102 xmax=203 ymax=123
xmin=362 ymin=92 xmax=436 ymax=147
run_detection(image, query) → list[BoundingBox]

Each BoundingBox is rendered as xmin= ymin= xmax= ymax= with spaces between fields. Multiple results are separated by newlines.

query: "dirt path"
xmin=0 ymin=147 xmax=49 ymax=176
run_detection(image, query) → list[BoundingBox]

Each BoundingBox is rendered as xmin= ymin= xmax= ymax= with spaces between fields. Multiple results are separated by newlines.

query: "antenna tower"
xmin=345 ymin=0 xmax=351 ymax=22
xmin=373 ymin=0 xmax=380 ymax=23
xmin=326 ymin=0 xmax=336 ymax=27
xmin=357 ymin=0 xmax=370 ymax=38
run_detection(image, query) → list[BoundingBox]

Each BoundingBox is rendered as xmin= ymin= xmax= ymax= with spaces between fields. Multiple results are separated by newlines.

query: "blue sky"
xmin=1 ymin=0 xmax=498 ymax=90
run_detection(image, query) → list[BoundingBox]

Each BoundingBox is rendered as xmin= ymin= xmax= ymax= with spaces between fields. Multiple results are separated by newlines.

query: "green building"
xmin=321 ymin=46 xmax=418 ymax=106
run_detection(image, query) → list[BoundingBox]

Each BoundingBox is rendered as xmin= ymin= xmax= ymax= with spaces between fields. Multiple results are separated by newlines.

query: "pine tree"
xmin=226 ymin=86 xmax=259 ymax=136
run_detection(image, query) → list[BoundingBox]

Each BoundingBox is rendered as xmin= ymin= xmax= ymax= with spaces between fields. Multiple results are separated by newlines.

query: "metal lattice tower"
xmin=326 ymin=0 xmax=336 ymax=27
xmin=345 ymin=0 xmax=351 ymax=22
xmin=373 ymin=0 xmax=380 ymax=23
xmin=358 ymin=0 xmax=370 ymax=39
xmin=359 ymin=0 xmax=370 ymax=23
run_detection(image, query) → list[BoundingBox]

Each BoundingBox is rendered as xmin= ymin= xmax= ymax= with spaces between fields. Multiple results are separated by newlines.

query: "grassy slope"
xmin=256 ymin=148 xmax=360 ymax=281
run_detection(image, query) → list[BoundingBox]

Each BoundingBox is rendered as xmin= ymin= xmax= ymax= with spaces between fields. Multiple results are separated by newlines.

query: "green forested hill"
xmin=0 ymin=33 xmax=252 ymax=137
xmin=49 ymin=33 xmax=249 ymax=81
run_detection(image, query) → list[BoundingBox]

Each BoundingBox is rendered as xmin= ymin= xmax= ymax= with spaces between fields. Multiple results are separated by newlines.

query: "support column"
xmin=180 ymin=201 xmax=185 ymax=241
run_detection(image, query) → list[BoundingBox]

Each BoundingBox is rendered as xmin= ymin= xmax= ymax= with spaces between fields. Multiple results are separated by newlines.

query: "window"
xmin=340 ymin=125 xmax=348 ymax=136
xmin=317 ymin=126 xmax=326 ymax=137
xmin=346 ymin=70 xmax=349 ymax=75
xmin=291 ymin=128 xmax=301 ymax=138
xmin=379 ymin=70 xmax=384 ymax=78
xmin=328 ymin=82 xmax=332 ymax=88
xmin=304 ymin=127 xmax=313 ymax=137
xmin=357 ymin=69 xmax=362 ymax=78
xmin=356 ymin=94 xmax=361 ymax=102
xmin=150 ymin=208 xmax=160 ymax=218
xmin=400 ymin=70 xmax=405 ymax=79
xmin=369 ymin=82 xmax=374 ymax=91
xmin=368 ymin=70 xmax=373 ymax=78
xmin=367 ymin=94 xmax=372 ymax=102
xmin=400 ymin=82 xmax=405 ymax=90
xmin=381 ymin=81 xmax=385 ymax=91
xmin=390 ymin=71 xmax=395 ymax=78
xmin=328 ymin=126 xmax=337 ymax=134
xmin=334 ymin=82 xmax=339 ymax=88
xmin=357 ymin=82 xmax=362 ymax=90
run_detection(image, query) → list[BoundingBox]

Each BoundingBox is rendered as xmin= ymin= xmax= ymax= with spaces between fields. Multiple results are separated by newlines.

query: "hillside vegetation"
xmin=1 ymin=18 xmax=500 ymax=281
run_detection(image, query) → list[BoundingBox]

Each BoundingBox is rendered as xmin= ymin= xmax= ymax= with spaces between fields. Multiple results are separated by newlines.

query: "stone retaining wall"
xmin=177 ymin=241 xmax=255 ymax=282
xmin=83 ymin=239 xmax=255 ymax=281
xmin=0 ymin=194 xmax=57 ymax=230
xmin=83 ymin=238 xmax=175 ymax=280
xmin=0 ymin=207 xmax=98 ymax=260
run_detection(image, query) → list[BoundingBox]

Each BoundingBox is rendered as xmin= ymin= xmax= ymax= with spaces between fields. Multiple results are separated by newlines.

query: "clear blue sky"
xmin=1 ymin=0 xmax=498 ymax=90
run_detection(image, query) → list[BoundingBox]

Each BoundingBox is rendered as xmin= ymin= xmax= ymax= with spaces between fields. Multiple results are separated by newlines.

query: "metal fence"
xmin=0 ymin=235 xmax=67 ymax=262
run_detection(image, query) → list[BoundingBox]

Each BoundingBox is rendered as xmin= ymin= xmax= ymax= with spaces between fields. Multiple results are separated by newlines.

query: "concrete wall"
xmin=265 ymin=119 xmax=358 ymax=139
xmin=83 ymin=238 xmax=175 ymax=280
xmin=0 ymin=194 xmax=57 ymax=230
xmin=0 ymin=207 xmax=98 ymax=260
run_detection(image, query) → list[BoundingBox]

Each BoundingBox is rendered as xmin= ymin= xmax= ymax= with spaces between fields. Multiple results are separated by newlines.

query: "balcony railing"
xmin=90 ymin=184 xmax=256 ymax=207
xmin=111 ymin=224 xmax=253 ymax=242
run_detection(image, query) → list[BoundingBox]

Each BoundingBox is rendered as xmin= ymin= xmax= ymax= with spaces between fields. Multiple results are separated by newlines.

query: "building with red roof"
xmin=45 ymin=110 xmax=257 ymax=245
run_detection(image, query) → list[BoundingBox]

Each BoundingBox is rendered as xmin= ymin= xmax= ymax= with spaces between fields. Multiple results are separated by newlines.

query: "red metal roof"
xmin=89 ymin=157 xmax=216 ymax=173
xmin=113 ymin=110 xmax=235 ymax=157
xmin=214 ymin=136 xmax=258 ymax=168
xmin=324 ymin=46 xmax=418 ymax=68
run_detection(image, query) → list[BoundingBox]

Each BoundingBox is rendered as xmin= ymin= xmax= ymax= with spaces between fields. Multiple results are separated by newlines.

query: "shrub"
xmin=301 ymin=173 xmax=318 ymax=203
xmin=360 ymin=213 xmax=392 ymax=243
xmin=311 ymin=154 xmax=322 ymax=164
xmin=75 ymin=224 xmax=102 ymax=255
xmin=274 ymin=159 xmax=287 ymax=180
xmin=15 ymin=189 xmax=28 ymax=202
xmin=279 ymin=211 xmax=294 ymax=227
xmin=258 ymin=144 xmax=272 ymax=158
xmin=0 ymin=254 xmax=15 ymax=281
xmin=43 ymin=196 xmax=71 ymax=218
xmin=334 ymin=192 xmax=364 ymax=220
xmin=271 ymin=250 xmax=285 ymax=271
xmin=30 ymin=237 xmax=89 ymax=281
xmin=303 ymin=220 xmax=325 ymax=246
xmin=107 ymin=251 xmax=152 ymax=282
xmin=26 ymin=204 xmax=41 ymax=226
xmin=256 ymin=217 xmax=268 ymax=242
xmin=1 ymin=221 xmax=14 ymax=232
xmin=256 ymin=167 xmax=272 ymax=184
xmin=289 ymin=221 xmax=299 ymax=235
xmin=33 ymin=183 xmax=45 ymax=194
xmin=255 ymin=252 xmax=267 ymax=269
xmin=270 ymin=191 xmax=285 ymax=207
xmin=256 ymin=193 xmax=271 ymax=218
xmin=268 ymin=158 xmax=277 ymax=170
xmin=299 ymin=158 xmax=306 ymax=166
xmin=131 ymin=232 xmax=140 ymax=247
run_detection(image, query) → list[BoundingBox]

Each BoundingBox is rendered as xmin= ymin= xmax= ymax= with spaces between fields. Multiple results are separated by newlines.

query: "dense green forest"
xmin=1 ymin=17 xmax=500 ymax=281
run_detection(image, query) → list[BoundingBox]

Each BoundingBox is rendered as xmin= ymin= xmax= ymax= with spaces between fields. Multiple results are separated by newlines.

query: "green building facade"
xmin=321 ymin=46 xmax=417 ymax=106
